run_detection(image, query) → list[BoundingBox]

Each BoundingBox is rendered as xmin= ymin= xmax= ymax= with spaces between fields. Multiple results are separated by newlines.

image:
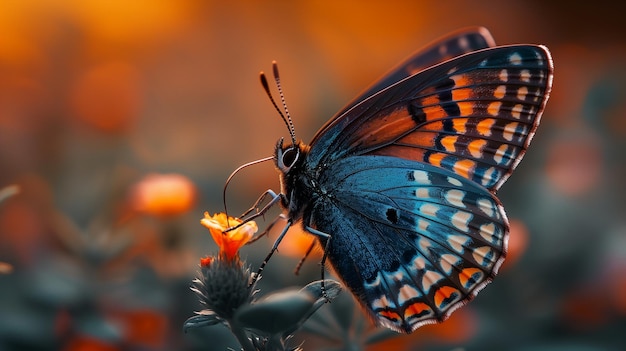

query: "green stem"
xmin=230 ymin=321 xmax=255 ymax=351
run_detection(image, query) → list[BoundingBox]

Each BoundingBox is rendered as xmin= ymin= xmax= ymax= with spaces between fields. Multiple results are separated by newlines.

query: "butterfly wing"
xmin=307 ymin=45 xmax=553 ymax=192
xmin=309 ymin=155 xmax=508 ymax=333
xmin=335 ymin=26 xmax=495 ymax=117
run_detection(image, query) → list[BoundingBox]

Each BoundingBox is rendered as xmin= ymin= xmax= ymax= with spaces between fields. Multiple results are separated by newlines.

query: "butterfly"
xmin=239 ymin=27 xmax=553 ymax=334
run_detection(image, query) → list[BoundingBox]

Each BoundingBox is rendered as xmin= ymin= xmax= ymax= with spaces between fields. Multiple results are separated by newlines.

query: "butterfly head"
xmin=274 ymin=137 xmax=309 ymax=174
xmin=274 ymin=137 xmax=314 ymax=218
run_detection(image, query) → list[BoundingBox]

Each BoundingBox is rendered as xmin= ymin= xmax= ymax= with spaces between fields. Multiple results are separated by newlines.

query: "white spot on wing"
xmin=511 ymin=104 xmax=524 ymax=119
xmin=439 ymin=254 xmax=461 ymax=274
xmin=451 ymin=211 xmax=472 ymax=232
xmin=422 ymin=270 xmax=444 ymax=292
xmin=481 ymin=167 xmax=497 ymax=187
xmin=415 ymin=188 xmax=429 ymax=199
xmin=372 ymin=295 xmax=395 ymax=309
xmin=419 ymin=237 xmax=432 ymax=252
xmin=412 ymin=170 xmax=431 ymax=184
xmin=517 ymin=86 xmax=528 ymax=100
xmin=447 ymin=67 xmax=458 ymax=75
xmin=445 ymin=189 xmax=465 ymax=208
xmin=477 ymin=198 xmax=495 ymax=217
xmin=520 ymin=69 xmax=531 ymax=82
xmin=472 ymin=246 xmax=494 ymax=267
xmin=417 ymin=219 xmax=429 ymax=232
xmin=420 ymin=203 xmax=439 ymax=218
xmin=447 ymin=234 xmax=469 ymax=253
xmin=398 ymin=284 xmax=421 ymax=305
xmin=494 ymin=144 xmax=511 ymax=166
xmin=509 ymin=52 xmax=522 ymax=65
xmin=480 ymin=223 xmax=498 ymax=243
xmin=503 ymin=122 xmax=519 ymax=141
xmin=413 ymin=255 xmax=426 ymax=270
xmin=448 ymin=176 xmax=463 ymax=187
xmin=499 ymin=69 xmax=508 ymax=82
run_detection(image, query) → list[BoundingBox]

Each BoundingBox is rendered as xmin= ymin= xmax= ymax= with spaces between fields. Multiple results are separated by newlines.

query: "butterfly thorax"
xmin=274 ymin=139 xmax=321 ymax=221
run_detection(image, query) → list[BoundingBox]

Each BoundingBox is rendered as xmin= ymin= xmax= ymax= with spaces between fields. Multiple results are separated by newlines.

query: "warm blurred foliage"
xmin=69 ymin=61 xmax=142 ymax=134
xmin=1 ymin=1 xmax=625 ymax=350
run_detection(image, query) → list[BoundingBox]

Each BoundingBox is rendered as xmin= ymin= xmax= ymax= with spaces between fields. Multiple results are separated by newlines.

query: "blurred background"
xmin=1 ymin=1 xmax=625 ymax=350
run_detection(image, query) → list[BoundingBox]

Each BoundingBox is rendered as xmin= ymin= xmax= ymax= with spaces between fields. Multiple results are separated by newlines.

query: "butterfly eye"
xmin=279 ymin=146 xmax=300 ymax=171
xmin=275 ymin=137 xmax=301 ymax=173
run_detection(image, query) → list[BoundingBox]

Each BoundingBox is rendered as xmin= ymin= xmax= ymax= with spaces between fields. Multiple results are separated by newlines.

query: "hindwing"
xmin=310 ymin=156 xmax=508 ymax=333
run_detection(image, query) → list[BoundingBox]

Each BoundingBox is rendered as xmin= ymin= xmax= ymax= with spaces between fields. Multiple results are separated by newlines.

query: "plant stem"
xmin=230 ymin=322 xmax=255 ymax=351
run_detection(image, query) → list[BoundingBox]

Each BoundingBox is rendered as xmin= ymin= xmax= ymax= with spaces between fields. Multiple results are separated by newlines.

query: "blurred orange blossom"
xmin=129 ymin=173 xmax=197 ymax=217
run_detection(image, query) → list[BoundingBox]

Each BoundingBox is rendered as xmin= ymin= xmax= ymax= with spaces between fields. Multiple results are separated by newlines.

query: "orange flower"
xmin=201 ymin=212 xmax=257 ymax=261
xmin=199 ymin=256 xmax=214 ymax=267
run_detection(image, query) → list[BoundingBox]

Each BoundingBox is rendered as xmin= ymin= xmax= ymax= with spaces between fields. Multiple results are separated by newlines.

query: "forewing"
xmin=335 ymin=27 xmax=495 ymax=117
xmin=308 ymin=45 xmax=553 ymax=192
xmin=310 ymin=156 xmax=508 ymax=333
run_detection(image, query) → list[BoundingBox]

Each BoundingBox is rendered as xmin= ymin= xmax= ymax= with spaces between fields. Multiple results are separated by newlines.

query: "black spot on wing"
xmin=386 ymin=208 xmax=399 ymax=224
xmin=408 ymin=103 xmax=426 ymax=125
xmin=437 ymin=78 xmax=460 ymax=128
xmin=407 ymin=170 xmax=416 ymax=181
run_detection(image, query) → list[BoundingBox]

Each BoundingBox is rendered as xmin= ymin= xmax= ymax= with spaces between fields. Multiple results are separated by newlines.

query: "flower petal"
xmin=200 ymin=212 xmax=257 ymax=260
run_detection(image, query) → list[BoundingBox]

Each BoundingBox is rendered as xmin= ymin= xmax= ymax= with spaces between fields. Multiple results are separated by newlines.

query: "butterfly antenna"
xmin=260 ymin=62 xmax=297 ymax=146
xmin=272 ymin=62 xmax=297 ymax=145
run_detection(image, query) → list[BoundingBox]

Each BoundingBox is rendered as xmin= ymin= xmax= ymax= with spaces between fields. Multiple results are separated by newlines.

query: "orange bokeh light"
xmin=278 ymin=226 xmax=322 ymax=259
xmin=367 ymin=307 xmax=477 ymax=351
xmin=129 ymin=173 xmax=197 ymax=217
xmin=115 ymin=309 xmax=169 ymax=348
xmin=612 ymin=272 xmax=626 ymax=315
xmin=62 ymin=336 xmax=120 ymax=351
xmin=0 ymin=262 xmax=14 ymax=274
xmin=545 ymin=133 xmax=602 ymax=197
xmin=500 ymin=218 xmax=530 ymax=271
xmin=69 ymin=61 xmax=142 ymax=134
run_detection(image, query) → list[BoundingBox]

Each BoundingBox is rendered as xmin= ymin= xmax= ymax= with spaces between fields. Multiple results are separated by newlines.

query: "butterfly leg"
xmin=227 ymin=190 xmax=285 ymax=247
xmin=250 ymin=219 xmax=293 ymax=287
xmin=225 ymin=190 xmax=283 ymax=235
xmin=293 ymin=240 xmax=316 ymax=275
xmin=304 ymin=225 xmax=332 ymax=300
xmin=247 ymin=214 xmax=288 ymax=245
xmin=239 ymin=189 xmax=282 ymax=221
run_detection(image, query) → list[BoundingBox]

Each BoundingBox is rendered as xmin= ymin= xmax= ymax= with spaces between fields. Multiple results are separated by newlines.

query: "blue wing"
xmin=335 ymin=27 xmax=495 ymax=117
xmin=307 ymin=45 xmax=553 ymax=192
xmin=309 ymin=155 xmax=508 ymax=333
